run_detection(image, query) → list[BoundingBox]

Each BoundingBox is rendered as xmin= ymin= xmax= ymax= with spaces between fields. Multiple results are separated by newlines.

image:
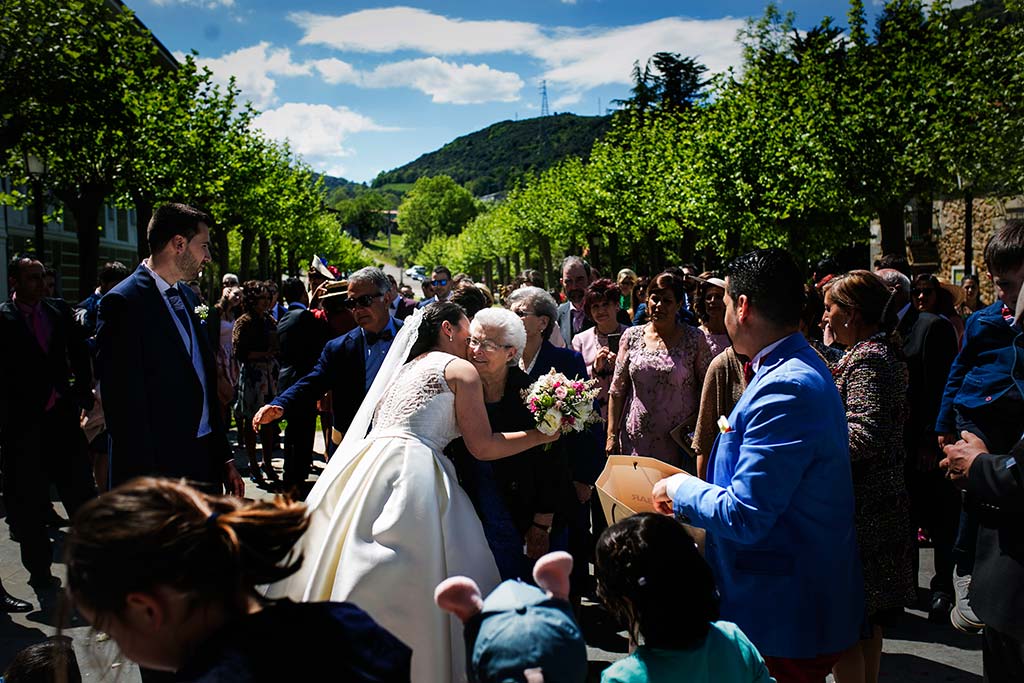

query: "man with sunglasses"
xmin=417 ymin=265 xmax=453 ymax=308
xmin=253 ymin=267 xmax=402 ymax=442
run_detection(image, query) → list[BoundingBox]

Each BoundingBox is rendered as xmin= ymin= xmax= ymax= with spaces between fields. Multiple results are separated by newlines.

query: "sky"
xmin=125 ymin=0 xmax=969 ymax=184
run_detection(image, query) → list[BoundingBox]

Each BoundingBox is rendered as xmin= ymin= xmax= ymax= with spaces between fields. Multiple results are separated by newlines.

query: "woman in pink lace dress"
xmin=606 ymin=272 xmax=712 ymax=470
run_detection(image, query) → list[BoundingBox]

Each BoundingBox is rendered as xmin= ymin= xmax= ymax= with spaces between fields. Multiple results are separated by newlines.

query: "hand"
xmin=937 ymin=432 xmax=958 ymax=450
xmin=573 ymin=481 xmax=593 ymax=504
xmin=940 ymin=430 xmax=987 ymax=489
xmin=524 ymin=526 xmax=550 ymax=560
xmin=594 ymin=347 xmax=616 ymax=374
xmin=605 ymin=433 xmax=619 ymax=455
xmin=538 ymin=429 xmax=561 ymax=444
xmin=652 ymin=478 xmax=676 ymax=515
xmin=224 ymin=462 xmax=245 ymax=497
xmin=310 ymin=282 xmax=328 ymax=303
xmin=252 ymin=404 xmax=284 ymax=432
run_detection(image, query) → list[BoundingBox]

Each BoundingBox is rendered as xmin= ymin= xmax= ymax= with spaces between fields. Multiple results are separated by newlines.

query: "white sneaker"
xmin=950 ymin=573 xmax=984 ymax=634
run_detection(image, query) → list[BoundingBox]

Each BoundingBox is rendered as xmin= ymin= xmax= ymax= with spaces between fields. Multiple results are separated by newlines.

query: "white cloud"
xmin=289 ymin=7 xmax=543 ymax=56
xmin=180 ymin=42 xmax=311 ymax=109
xmin=252 ymin=103 xmax=394 ymax=176
xmin=290 ymin=8 xmax=745 ymax=94
xmin=312 ymin=58 xmax=361 ymax=85
xmin=368 ymin=58 xmax=523 ymax=104
xmin=551 ymin=91 xmax=584 ymax=110
xmin=151 ymin=0 xmax=234 ymax=8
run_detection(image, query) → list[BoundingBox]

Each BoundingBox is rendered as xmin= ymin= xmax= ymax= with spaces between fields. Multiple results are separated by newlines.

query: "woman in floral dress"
xmin=607 ymin=272 xmax=711 ymax=470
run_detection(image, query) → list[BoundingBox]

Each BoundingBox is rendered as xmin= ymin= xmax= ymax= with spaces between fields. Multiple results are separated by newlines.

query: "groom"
xmin=97 ymin=203 xmax=243 ymax=495
xmin=253 ymin=267 xmax=401 ymax=441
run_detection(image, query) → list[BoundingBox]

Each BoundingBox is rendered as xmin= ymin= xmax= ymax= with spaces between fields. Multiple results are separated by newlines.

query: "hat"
xmin=471 ymin=581 xmax=587 ymax=683
xmin=309 ymin=254 xmax=336 ymax=280
xmin=938 ymin=280 xmax=965 ymax=308
xmin=319 ymin=280 xmax=348 ymax=301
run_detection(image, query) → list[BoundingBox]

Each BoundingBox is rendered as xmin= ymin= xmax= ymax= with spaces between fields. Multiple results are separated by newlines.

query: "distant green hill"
xmin=371 ymin=113 xmax=613 ymax=196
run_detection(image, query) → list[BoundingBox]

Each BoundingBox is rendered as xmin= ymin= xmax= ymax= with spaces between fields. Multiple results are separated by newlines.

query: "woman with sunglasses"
xmin=913 ymin=273 xmax=965 ymax=347
xmin=446 ymin=307 xmax=571 ymax=582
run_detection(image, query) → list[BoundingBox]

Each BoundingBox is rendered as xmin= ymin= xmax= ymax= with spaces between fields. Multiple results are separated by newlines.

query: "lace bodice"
xmin=370 ymin=351 xmax=461 ymax=451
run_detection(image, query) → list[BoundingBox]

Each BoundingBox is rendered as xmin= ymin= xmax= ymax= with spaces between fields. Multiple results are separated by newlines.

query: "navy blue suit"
xmin=937 ymin=301 xmax=1024 ymax=452
xmin=97 ymin=264 xmax=231 ymax=490
xmin=272 ymin=318 xmax=403 ymax=436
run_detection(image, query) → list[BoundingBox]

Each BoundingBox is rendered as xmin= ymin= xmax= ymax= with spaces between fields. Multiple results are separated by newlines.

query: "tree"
xmin=397 ymin=175 xmax=478 ymax=260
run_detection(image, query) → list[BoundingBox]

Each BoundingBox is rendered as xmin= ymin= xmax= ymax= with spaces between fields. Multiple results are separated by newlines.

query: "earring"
xmin=448 ymin=334 xmax=454 ymax=342
xmin=844 ymin=321 xmax=850 ymax=328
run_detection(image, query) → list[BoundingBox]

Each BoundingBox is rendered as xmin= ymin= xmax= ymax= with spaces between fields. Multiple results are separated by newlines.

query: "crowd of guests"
xmin=1 ymin=201 xmax=1022 ymax=683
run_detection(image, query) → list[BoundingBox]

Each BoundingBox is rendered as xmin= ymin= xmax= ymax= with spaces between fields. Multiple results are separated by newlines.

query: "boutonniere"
xmin=717 ymin=415 xmax=733 ymax=434
xmin=194 ymin=304 xmax=209 ymax=321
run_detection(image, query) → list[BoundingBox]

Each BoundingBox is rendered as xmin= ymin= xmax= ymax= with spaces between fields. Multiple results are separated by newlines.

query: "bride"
xmin=265 ymin=302 xmax=558 ymax=682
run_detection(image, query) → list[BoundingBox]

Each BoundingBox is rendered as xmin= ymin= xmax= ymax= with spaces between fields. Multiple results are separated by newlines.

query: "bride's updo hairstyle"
xmin=406 ymin=301 xmax=467 ymax=362
xmin=66 ymin=478 xmax=308 ymax=622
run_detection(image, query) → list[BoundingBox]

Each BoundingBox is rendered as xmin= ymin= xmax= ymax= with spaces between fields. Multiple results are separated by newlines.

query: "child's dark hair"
xmin=595 ymin=513 xmax=718 ymax=649
xmin=985 ymin=219 xmax=1024 ymax=275
xmin=4 ymin=636 xmax=81 ymax=683
xmin=66 ymin=478 xmax=308 ymax=622
xmin=406 ymin=301 xmax=467 ymax=361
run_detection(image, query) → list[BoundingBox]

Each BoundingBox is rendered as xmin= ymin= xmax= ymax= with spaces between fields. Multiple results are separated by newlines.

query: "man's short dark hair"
xmin=281 ymin=277 xmax=306 ymax=304
xmin=877 ymin=253 xmax=911 ymax=279
xmin=724 ymin=248 xmax=805 ymax=327
xmin=432 ymin=265 xmax=452 ymax=279
xmin=449 ymin=283 xmax=488 ymax=319
xmin=984 ymin=219 xmax=1024 ymax=275
xmin=147 ymin=203 xmax=212 ymax=254
xmin=98 ymin=261 xmax=129 ymax=287
xmin=560 ymin=255 xmax=590 ymax=278
xmin=8 ymin=254 xmax=41 ymax=281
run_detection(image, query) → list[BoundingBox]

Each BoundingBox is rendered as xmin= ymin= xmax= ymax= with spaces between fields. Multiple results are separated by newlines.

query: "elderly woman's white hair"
xmin=473 ymin=308 xmax=527 ymax=365
xmin=505 ymin=286 xmax=558 ymax=341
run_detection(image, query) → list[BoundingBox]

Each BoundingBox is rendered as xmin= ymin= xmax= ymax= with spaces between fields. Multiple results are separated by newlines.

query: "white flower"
xmin=194 ymin=304 xmax=210 ymax=321
xmin=717 ymin=415 xmax=732 ymax=434
xmin=538 ymin=408 xmax=562 ymax=436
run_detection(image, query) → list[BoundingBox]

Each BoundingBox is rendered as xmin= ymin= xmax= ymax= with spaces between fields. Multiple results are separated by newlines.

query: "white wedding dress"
xmin=268 ymin=350 xmax=501 ymax=683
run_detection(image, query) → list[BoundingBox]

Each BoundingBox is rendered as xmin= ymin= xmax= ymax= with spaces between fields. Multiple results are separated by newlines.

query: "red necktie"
xmin=743 ymin=361 xmax=755 ymax=385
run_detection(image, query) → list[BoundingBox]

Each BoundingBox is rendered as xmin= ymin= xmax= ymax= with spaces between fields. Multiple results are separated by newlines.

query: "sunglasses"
xmin=431 ymin=278 xmax=449 ymax=287
xmin=342 ymin=293 xmax=384 ymax=309
xmin=513 ymin=309 xmax=536 ymax=318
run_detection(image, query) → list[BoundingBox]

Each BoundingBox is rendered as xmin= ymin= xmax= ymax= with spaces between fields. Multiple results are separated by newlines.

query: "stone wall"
xmin=934 ymin=194 xmax=1024 ymax=302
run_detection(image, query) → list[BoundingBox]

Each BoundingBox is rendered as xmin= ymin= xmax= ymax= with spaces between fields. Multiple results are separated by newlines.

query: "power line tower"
xmin=540 ymin=80 xmax=550 ymax=117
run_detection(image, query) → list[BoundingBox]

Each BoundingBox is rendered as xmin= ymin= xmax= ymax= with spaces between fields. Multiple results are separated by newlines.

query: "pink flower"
xmin=565 ymin=416 xmax=576 ymax=426
xmin=554 ymin=386 xmax=568 ymax=399
xmin=573 ymin=382 xmax=584 ymax=393
xmin=553 ymin=381 xmax=562 ymax=389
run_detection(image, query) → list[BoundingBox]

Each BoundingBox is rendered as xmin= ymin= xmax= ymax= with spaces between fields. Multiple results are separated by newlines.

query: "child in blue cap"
xmin=595 ymin=513 xmax=774 ymax=683
xmin=435 ymin=551 xmax=587 ymax=683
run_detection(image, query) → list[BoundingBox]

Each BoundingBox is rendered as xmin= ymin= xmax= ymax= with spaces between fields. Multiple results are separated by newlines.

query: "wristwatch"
xmin=531 ymin=521 xmax=552 ymax=534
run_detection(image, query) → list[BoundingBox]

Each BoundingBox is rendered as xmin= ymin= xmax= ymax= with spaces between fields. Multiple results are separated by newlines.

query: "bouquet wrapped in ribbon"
xmin=522 ymin=369 xmax=603 ymax=436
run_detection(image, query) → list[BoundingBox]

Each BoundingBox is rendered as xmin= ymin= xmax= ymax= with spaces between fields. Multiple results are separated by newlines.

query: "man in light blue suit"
xmin=653 ymin=249 xmax=863 ymax=683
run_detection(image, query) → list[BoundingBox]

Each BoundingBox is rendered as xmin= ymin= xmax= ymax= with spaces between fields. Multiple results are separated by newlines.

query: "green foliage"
xmin=397 ymin=175 xmax=479 ymax=260
xmin=372 ymin=114 xmax=612 ymax=194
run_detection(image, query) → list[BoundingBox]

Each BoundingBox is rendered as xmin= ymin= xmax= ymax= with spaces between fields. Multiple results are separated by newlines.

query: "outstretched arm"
xmin=449 ymin=358 xmax=557 ymax=460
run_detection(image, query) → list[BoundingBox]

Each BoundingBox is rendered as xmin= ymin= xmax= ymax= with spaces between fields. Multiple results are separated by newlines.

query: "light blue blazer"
xmin=672 ymin=332 xmax=864 ymax=659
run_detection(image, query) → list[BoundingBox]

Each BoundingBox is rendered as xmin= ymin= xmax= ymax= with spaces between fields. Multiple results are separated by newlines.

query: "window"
xmin=117 ymin=208 xmax=129 ymax=242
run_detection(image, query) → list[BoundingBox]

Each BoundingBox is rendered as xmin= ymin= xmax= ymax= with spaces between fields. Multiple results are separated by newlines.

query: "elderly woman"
xmin=608 ymin=271 xmax=712 ymax=470
xmin=824 ymin=270 xmax=915 ymax=683
xmin=695 ymin=271 xmax=731 ymax=358
xmin=446 ymin=308 xmax=571 ymax=581
xmin=505 ymin=285 xmax=603 ymax=602
xmin=571 ymin=279 xmax=628 ymax=420
xmin=233 ymin=280 xmax=280 ymax=485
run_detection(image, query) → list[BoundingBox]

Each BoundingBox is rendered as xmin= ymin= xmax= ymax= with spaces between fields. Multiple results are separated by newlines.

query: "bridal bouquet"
xmin=522 ymin=369 xmax=603 ymax=436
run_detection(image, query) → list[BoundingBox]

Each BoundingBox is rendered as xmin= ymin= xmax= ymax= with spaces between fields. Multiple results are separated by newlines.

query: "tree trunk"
xmin=586 ymin=233 xmax=602 ymax=274
xmin=496 ymin=255 xmax=509 ymax=287
xmin=878 ymin=202 xmax=906 ymax=259
xmin=274 ymin=244 xmax=283 ymax=283
xmin=287 ymin=250 xmax=298 ymax=277
xmin=214 ymin=225 xmax=230 ymax=277
xmin=57 ymin=186 xmax=106 ymax=300
xmin=963 ymin=190 xmax=974 ymax=277
xmin=607 ymin=231 xmax=620 ymax=277
xmin=483 ymin=260 xmax=493 ymax=289
xmin=725 ymin=224 xmax=742 ymax=261
xmin=511 ymin=251 xmax=521 ymax=276
xmin=257 ymin=235 xmax=270 ymax=280
xmin=239 ymin=231 xmax=254 ymax=281
xmin=133 ymin=197 xmax=153 ymax=262
xmin=538 ymin=236 xmax=553 ymax=289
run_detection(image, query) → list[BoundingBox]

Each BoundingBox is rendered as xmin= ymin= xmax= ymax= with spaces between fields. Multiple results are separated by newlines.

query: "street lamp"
xmin=23 ymin=152 xmax=48 ymax=260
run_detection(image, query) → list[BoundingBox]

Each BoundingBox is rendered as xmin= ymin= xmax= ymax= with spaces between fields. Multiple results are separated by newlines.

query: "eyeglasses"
xmin=431 ymin=279 xmax=449 ymax=287
xmin=512 ymin=309 xmax=536 ymax=318
xmin=342 ymin=293 xmax=384 ymax=309
xmin=912 ymin=288 xmax=935 ymax=296
xmin=468 ymin=337 xmax=510 ymax=353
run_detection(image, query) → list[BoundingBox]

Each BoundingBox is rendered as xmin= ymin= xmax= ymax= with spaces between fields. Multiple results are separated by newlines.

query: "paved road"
xmin=0 ymin=434 xmax=983 ymax=681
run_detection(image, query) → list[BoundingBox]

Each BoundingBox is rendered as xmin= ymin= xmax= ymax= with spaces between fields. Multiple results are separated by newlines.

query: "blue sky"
xmin=128 ymin=0 xmax=909 ymax=183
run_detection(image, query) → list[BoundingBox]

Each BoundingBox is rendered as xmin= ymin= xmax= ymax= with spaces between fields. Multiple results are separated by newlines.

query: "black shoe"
xmin=28 ymin=574 xmax=61 ymax=592
xmin=0 ymin=587 xmax=33 ymax=613
xmin=44 ymin=507 xmax=70 ymax=528
xmin=929 ymin=592 xmax=953 ymax=623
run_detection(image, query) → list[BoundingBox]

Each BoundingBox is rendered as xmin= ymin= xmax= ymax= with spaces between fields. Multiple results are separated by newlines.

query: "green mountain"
xmin=371 ymin=113 xmax=613 ymax=196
